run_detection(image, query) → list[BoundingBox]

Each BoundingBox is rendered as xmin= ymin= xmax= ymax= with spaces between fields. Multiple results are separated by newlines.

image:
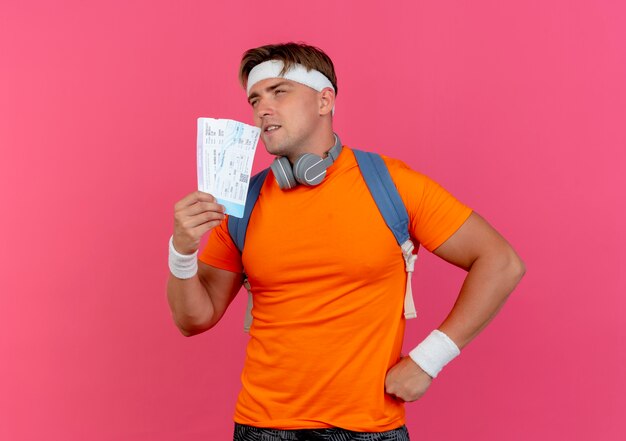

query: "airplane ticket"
xmin=197 ymin=118 xmax=261 ymax=218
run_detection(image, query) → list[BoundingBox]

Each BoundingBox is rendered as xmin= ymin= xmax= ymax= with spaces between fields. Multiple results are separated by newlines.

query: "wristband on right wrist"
xmin=168 ymin=235 xmax=198 ymax=279
xmin=408 ymin=329 xmax=460 ymax=378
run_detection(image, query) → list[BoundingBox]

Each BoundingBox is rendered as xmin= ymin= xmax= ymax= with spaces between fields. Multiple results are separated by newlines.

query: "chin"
xmin=262 ymin=139 xmax=288 ymax=157
xmin=262 ymin=142 xmax=282 ymax=157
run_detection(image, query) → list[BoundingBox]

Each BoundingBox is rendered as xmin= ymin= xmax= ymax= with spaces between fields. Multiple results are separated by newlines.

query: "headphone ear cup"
xmin=293 ymin=153 xmax=327 ymax=186
xmin=270 ymin=156 xmax=297 ymax=190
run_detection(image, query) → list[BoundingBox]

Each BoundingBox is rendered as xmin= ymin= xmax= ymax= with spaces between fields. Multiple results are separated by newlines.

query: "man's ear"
xmin=318 ymin=87 xmax=336 ymax=116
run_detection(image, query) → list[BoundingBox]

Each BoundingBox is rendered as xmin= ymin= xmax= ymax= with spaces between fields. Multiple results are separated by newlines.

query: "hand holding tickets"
xmin=171 ymin=118 xmax=259 ymax=257
xmin=197 ymin=118 xmax=261 ymax=218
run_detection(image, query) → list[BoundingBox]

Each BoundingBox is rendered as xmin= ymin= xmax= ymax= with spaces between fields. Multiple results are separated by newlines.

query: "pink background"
xmin=1 ymin=1 xmax=624 ymax=440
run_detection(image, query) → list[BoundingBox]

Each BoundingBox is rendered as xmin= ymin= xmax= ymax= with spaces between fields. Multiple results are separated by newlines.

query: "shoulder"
xmin=377 ymin=153 xmax=434 ymax=196
xmin=372 ymin=152 xmax=471 ymax=233
xmin=379 ymin=153 xmax=424 ymax=177
xmin=346 ymin=148 xmax=436 ymax=200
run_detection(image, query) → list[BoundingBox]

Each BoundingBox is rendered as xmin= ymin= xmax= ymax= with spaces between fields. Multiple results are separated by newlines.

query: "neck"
xmin=286 ymin=125 xmax=336 ymax=163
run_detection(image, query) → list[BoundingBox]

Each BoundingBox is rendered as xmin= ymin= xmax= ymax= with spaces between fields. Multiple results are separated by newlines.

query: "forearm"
xmin=167 ymin=272 xmax=215 ymax=336
xmin=385 ymin=251 xmax=524 ymax=400
xmin=438 ymin=247 xmax=525 ymax=349
xmin=387 ymin=213 xmax=524 ymax=399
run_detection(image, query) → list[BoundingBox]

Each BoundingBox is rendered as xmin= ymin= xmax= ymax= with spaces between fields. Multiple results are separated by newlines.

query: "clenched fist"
xmin=385 ymin=356 xmax=433 ymax=402
xmin=172 ymin=191 xmax=225 ymax=255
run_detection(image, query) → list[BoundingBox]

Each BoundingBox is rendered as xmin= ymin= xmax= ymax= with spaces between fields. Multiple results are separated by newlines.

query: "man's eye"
xmin=250 ymin=100 xmax=258 ymax=107
xmin=275 ymin=89 xmax=285 ymax=95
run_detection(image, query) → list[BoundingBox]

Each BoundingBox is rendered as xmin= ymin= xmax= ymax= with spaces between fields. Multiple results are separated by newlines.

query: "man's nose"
xmin=255 ymin=98 xmax=274 ymax=118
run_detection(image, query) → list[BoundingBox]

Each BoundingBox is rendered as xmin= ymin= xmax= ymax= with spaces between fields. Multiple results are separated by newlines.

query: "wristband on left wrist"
xmin=408 ymin=329 xmax=460 ymax=378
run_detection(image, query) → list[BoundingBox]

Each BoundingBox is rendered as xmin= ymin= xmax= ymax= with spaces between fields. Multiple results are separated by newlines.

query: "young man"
xmin=167 ymin=43 xmax=525 ymax=441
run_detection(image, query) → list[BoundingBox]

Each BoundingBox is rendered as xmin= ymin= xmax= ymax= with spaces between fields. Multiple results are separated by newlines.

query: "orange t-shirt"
xmin=199 ymin=147 xmax=472 ymax=431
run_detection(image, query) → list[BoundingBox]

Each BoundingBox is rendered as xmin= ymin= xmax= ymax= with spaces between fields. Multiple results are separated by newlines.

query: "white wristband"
xmin=168 ymin=235 xmax=198 ymax=279
xmin=409 ymin=330 xmax=460 ymax=378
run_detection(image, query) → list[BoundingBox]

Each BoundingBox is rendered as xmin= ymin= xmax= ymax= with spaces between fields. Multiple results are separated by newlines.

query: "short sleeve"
xmin=198 ymin=216 xmax=244 ymax=273
xmin=384 ymin=157 xmax=473 ymax=252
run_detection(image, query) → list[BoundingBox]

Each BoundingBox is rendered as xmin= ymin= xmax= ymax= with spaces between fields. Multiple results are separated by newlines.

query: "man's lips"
xmin=263 ymin=124 xmax=281 ymax=133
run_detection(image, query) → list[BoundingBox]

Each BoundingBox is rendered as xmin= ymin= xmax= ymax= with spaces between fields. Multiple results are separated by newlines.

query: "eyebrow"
xmin=247 ymin=81 xmax=292 ymax=103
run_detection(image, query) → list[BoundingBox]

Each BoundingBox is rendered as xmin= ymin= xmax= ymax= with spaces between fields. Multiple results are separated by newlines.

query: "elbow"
xmin=179 ymin=327 xmax=203 ymax=337
xmin=511 ymin=251 xmax=526 ymax=281
xmin=503 ymin=248 xmax=526 ymax=286
xmin=176 ymin=322 xmax=212 ymax=337
xmin=171 ymin=313 xmax=214 ymax=337
xmin=177 ymin=323 xmax=199 ymax=337
xmin=516 ymin=257 xmax=527 ymax=280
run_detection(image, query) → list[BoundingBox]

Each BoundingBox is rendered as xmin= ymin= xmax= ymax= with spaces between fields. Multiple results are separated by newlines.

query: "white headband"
xmin=246 ymin=60 xmax=335 ymax=96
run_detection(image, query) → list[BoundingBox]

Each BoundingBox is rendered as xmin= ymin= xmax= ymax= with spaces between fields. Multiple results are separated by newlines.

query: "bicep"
xmin=197 ymin=261 xmax=243 ymax=325
xmin=433 ymin=212 xmax=517 ymax=270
